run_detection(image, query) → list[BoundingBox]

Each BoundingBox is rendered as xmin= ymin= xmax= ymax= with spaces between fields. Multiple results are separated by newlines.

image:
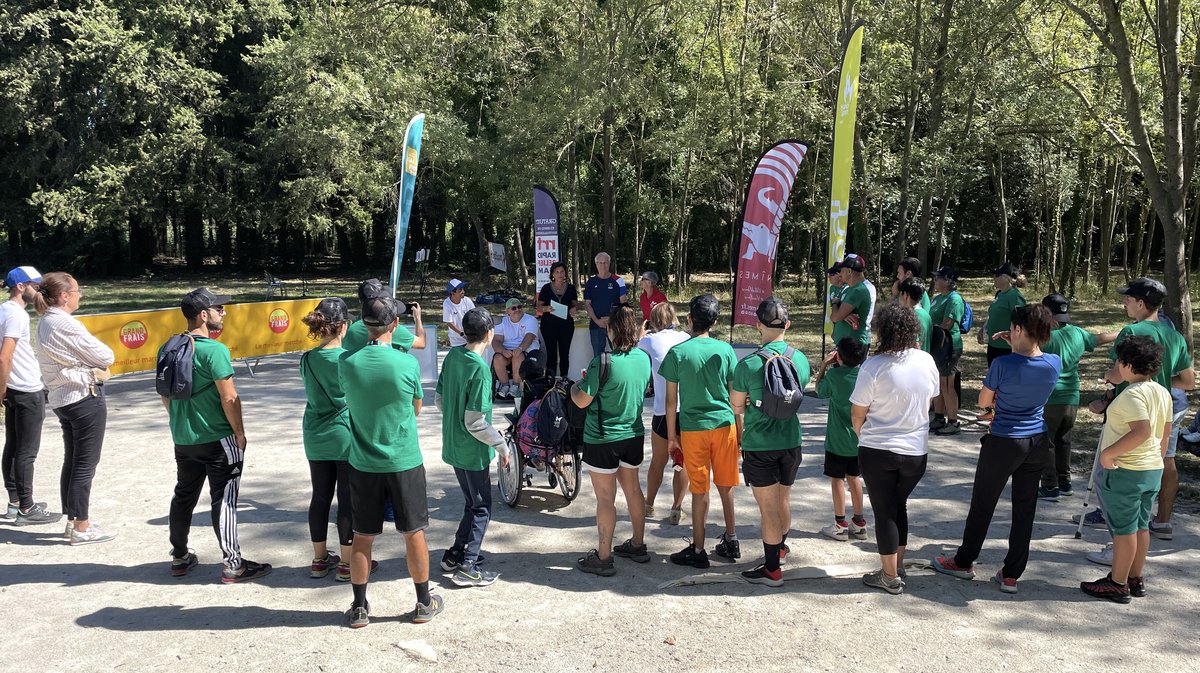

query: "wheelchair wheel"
xmin=556 ymin=448 xmax=582 ymax=502
xmin=497 ymin=434 xmax=524 ymax=507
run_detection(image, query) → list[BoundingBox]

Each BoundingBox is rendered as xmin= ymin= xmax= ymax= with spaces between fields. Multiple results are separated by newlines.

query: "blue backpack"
xmin=957 ymin=293 xmax=974 ymax=333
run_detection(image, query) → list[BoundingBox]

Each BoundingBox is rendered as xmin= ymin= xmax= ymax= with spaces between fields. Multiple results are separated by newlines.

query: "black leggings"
xmin=309 ymin=460 xmax=353 ymax=548
xmin=859 ymin=447 xmax=927 ymax=555
xmin=540 ymin=318 xmax=574 ymax=378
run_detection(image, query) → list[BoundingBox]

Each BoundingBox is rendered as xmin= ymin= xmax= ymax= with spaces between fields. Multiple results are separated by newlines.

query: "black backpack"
xmin=752 ymin=346 xmax=804 ymax=419
xmin=537 ymin=379 xmax=573 ymax=447
xmin=156 ymin=333 xmax=196 ymax=400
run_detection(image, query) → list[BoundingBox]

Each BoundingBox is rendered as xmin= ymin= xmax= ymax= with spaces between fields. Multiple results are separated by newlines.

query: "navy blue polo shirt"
xmin=583 ymin=274 xmax=627 ymax=329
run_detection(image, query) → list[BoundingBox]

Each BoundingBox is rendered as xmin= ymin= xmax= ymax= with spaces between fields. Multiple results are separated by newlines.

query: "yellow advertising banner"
xmin=825 ymin=20 xmax=864 ymax=336
xmin=78 ymin=299 xmax=321 ymax=375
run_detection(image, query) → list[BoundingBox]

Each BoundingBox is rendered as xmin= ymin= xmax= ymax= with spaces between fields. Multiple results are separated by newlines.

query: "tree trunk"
xmin=933 ymin=187 xmax=951 ymax=273
xmin=915 ymin=186 xmax=935 ymax=273
xmin=990 ymin=152 xmax=1009 ymax=264
xmin=513 ymin=223 xmax=529 ymax=294
xmin=184 ymin=204 xmax=205 ymax=269
xmin=893 ymin=0 xmax=922 ymax=267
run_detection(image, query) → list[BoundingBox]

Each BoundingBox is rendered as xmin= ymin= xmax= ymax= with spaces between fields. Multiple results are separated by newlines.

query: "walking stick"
xmin=1075 ymin=428 xmax=1106 ymax=540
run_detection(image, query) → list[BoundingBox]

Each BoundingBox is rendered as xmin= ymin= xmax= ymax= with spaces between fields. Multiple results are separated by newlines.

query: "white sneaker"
xmin=64 ymin=521 xmax=74 ymax=539
xmin=848 ymin=519 xmax=868 ymax=540
xmin=70 ymin=523 xmax=117 ymax=546
xmin=1086 ymin=543 xmax=1113 ymax=566
xmin=820 ymin=522 xmax=849 ymax=541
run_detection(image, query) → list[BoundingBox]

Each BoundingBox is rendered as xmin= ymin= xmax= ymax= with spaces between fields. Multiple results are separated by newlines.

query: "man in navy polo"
xmin=583 ymin=252 xmax=627 ymax=357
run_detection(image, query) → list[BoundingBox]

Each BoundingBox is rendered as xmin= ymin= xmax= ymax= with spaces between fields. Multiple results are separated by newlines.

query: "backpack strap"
xmin=301 ymin=350 xmax=340 ymax=411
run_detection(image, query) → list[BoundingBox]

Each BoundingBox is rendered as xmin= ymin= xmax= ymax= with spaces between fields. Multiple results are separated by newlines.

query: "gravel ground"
xmin=1 ymin=353 xmax=1196 ymax=673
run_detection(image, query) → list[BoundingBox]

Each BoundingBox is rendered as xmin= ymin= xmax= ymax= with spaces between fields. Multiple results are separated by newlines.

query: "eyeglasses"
xmin=209 ymin=305 xmax=226 ymax=315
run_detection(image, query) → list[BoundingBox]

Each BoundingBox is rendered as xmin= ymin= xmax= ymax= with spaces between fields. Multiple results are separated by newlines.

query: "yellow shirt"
xmin=1101 ymin=381 xmax=1170 ymax=471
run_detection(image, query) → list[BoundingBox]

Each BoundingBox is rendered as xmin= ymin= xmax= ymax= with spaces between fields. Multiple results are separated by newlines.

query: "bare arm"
xmin=409 ymin=305 xmax=426 ymax=350
xmin=160 ymin=395 xmax=170 ymax=411
xmin=978 ymin=385 xmax=996 ymax=410
xmin=1095 ymin=330 xmax=1120 ymax=346
xmin=1172 ymin=367 xmax=1195 ymax=391
xmin=730 ymin=388 xmax=745 ymax=447
xmin=0 ymin=337 xmax=16 ymax=400
xmin=491 ymin=332 xmax=507 ymax=355
xmin=518 ymin=333 xmax=536 ymax=352
xmin=830 ymin=301 xmax=856 ymax=323
xmin=851 ymin=404 xmax=868 ymax=436
xmin=571 ymin=382 xmax=594 ymax=408
xmin=413 ymin=398 xmax=422 ymax=416
xmin=214 ymin=377 xmax=246 ymax=449
xmin=666 ymin=381 xmax=680 ymax=452
xmin=1099 ymin=419 xmax=1152 ymax=468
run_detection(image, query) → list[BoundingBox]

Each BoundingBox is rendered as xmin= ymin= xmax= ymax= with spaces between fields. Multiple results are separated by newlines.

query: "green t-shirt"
xmin=164 ymin=335 xmax=235 ymax=446
xmin=915 ymin=306 xmax=933 ymax=353
xmin=1043 ymin=324 xmax=1098 ymax=405
xmin=731 ymin=341 xmax=811 ymax=452
xmin=339 ymin=344 xmax=423 ymax=473
xmin=1110 ymin=320 xmax=1192 ymax=393
xmin=832 ymin=281 xmax=872 ymax=345
xmin=342 ymin=320 xmax=416 ymax=354
xmin=986 ymin=287 xmax=1026 ymax=348
xmin=299 ymin=346 xmax=351 ymax=461
xmin=930 ymin=291 xmax=966 ymax=351
xmin=816 ymin=365 xmax=859 ymax=457
xmin=920 ymin=290 xmax=931 ymax=312
xmin=579 ymin=349 xmax=652 ymax=445
xmin=437 ymin=346 xmax=495 ymax=471
xmin=658 ymin=336 xmax=736 ymax=432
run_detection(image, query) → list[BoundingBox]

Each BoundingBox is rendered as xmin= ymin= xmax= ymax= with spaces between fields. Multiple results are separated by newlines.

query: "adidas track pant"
xmin=169 ymin=435 xmax=244 ymax=568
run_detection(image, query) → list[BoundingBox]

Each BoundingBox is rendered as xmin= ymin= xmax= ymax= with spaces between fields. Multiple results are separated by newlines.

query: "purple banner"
xmin=533 ymin=186 xmax=560 ymax=291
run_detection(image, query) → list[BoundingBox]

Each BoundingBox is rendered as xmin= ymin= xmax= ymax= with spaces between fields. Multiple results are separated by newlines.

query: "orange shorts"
xmin=680 ymin=425 xmax=740 ymax=493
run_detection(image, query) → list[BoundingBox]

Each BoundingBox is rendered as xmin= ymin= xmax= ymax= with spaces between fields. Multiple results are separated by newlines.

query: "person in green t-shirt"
xmin=831 ymin=253 xmax=873 ymax=345
xmin=163 ymin=287 xmax=270 ymax=583
xmin=570 ymin=304 xmax=653 ymax=576
xmin=342 ymin=278 xmax=425 ymax=354
xmin=1037 ymin=294 xmax=1099 ymax=500
xmin=340 ymin=295 xmax=440 ymax=628
xmin=729 ymin=298 xmax=812 ymax=587
xmin=814 ymin=337 xmax=868 ymax=545
xmin=827 ymin=261 xmax=846 ymax=304
xmin=661 ymin=294 xmax=739 ymax=569
xmin=299 ymin=297 xmax=357 ymax=581
xmin=929 ymin=266 xmax=966 ymax=435
xmin=891 ymin=257 xmax=931 ymax=311
xmin=435 ymin=307 xmax=510 ymax=589
xmin=898 ymin=278 xmax=933 ymax=353
xmin=979 ymin=262 xmax=1028 ymax=365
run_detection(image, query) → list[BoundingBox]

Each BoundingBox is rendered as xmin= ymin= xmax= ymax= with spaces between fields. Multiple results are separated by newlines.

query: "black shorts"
xmin=350 ymin=465 xmax=430 ymax=536
xmin=742 ymin=448 xmax=802 ymax=487
xmin=936 ymin=347 xmax=962 ymax=377
xmin=583 ymin=436 xmax=645 ymax=474
xmin=823 ymin=451 xmax=861 ymax=479
xmin=930 ymin=327 xmax=962 ymax=376
xmin=651 ymin=414 xmax=677 ymax=440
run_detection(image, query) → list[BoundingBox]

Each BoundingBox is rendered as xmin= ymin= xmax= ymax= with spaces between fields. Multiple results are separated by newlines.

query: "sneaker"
xmin=335 ymin=559 xmax=379 ymax=582
xmin=70 ymin=523 xmax=116 ymax=546
xmin=440 ymin=550 xmax=464 ymax=573
xmin=575 ymin=549 xmax=616 ymax=576
xmin=64 ymin=521 xmax=74 ymax=539
xmin=613 ymin=538 xmax=650 ymax=563
xmin=992 ymin=570 xmax=1018 ymax=594
xmin=1071 ymin=508 xmax=1107 ymax=528
xmin=171 ymin=551 xmax=199 ymax=577
xmin=1086 ymin=543 xmax=1114 ymax=566
xmin=13 ymin=503 xmax=63 ymax=526
xmin=933 ymin=555 xmax=976 ymax=580
xmin=714 ymin=533 xmax=741 ymax=561
xmin=1058 ymin=479 xmax=1073 ymax=496
xmin=5 ymin=501 xmax=47 ymax=519
xmin=221 ymin=559 xmax=273 ymax=584
xmin=645 ymin=505 xmax=656 ymax=520
xmin=1038 ymin=486 xmax=1060 ymax=502
xmin=668 ymin=508 xmax=684 ymax=525
xmin=347 ymin=602 xmax=370 ymax=629
xmin=1149 ymin=521 xmax=1173 ymax=541
xmin=1128 ymin=576 xmax=1146 ymax=598
xmin=1080 ymin=573 xmax=1131 ymax=604
xmin=929 ymin=415 xmax=947 ymax=431
xmin=451 ymin=565 xmax=500 ymax=587
xmin=778 ymin=543 xmax=790 ymax=565
xmin=934 ymin=420 xmax=961 ymax=436
xmin=413 ymin=594 xmax=444 ymax=623
xmin=669 ymin=541 xmax=710 ymax=569
xmin=311 ymin=553 xmax=341 ymax=579
xmin=741 ymin=564 xmax=784 ymax=588
xmin=849 ymin=519 xmax=868 ymax=540
xmin=820 ymin=521 xmax=849 ymax=541
xmin=862 ymin=569 xmax=903 ymax=595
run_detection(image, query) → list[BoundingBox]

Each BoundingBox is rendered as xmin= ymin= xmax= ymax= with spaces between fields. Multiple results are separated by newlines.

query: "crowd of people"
xmin=0 ymin=253 xmax=1191 ymax=628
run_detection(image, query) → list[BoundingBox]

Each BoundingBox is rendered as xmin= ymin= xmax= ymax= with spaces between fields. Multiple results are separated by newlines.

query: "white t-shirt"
xmin=496 ymin=313 xmax=540 ymax=352
xmin=864 ymin=279 xmax=877 ymax=336
xmin=442 ymin=296 xmax=476 ymax=347
xmin=0 ymin=300 xmax=43 ymax=393
xmin=849 ymin=348 xmax=939 ymax=456
xmin=638 ymin=328 xmax=690 ymax=416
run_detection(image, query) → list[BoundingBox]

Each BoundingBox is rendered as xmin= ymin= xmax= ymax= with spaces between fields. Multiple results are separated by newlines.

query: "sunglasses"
xmin=508 ymin=306 xmax=523 ymax=312
xmin=208 ymin=305 xmax=226 ymax=315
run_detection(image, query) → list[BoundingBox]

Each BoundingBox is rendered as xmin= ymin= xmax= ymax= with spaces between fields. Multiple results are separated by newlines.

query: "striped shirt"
xmin=36 ymin=307 xmax=115 ymax=409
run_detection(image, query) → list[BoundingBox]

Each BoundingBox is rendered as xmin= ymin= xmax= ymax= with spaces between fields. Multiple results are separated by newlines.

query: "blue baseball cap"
xmin=447 ymin=278 xmax=467 ymax=294
xmin=4 ymin=266 xmax=42 ymax=288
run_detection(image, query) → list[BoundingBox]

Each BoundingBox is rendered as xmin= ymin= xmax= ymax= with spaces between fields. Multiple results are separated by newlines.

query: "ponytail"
xmin=33 ymin=272 xmax=75 ymax=316
xmin=1013 ymin=274 xmax=1027 ymax=289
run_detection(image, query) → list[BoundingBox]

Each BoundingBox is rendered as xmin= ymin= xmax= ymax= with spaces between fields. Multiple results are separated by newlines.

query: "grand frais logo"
xmin=268 ymin=308 xmax=290 ymax=334
xmin=119 ymin=321 xmax=148 ymax=349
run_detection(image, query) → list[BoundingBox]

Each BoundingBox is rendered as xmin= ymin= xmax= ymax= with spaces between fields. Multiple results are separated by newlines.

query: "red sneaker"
xmin=933 ymin=555 xmax=976 ymax=580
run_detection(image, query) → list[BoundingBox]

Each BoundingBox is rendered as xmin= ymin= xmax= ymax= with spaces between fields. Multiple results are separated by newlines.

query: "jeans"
xmin=859 ymin=447 xmax=927 ymax=555
xmin=451 ymin=466 xmax=493 ymax=567
xmin=53 ymin=392 xmax=106 ymax=521
xmin=589 ymin=326 xmax=609 ymax=359
xmin=3 ymin=389 xmax=46 ymax=509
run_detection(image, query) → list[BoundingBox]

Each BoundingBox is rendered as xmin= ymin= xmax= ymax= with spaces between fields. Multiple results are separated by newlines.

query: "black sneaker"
xmin=669 ymin=542 xmax=710 ymax=569
xmin=347 ymin=601 xmax=369 ymax=628
xmin=741 ymin=564 xmax=783 ymax=587
xmin=440 ymin=550 xmax=464 ymax=573
xmin=221 ymin=559 xmax=273 ymax=584
xmin=1080 ymin=573 xmax=1131 ymax=604
xmin=1058 ymin=479 xmax=1073 ymax=496
xmin=934 ymin=420 xmax=961 ymax=436
xmin=1128 ymin=576 xmax=1146 ymax=598
xmin=929 ymin=415 xmax=947 ymax=431
xmin=13 ymin=503 xmax=62 ymax=526
xmin=171 ymin=551 xmax=199 ymax=577
xmin=613 ymin=538 xmax=650 ymax=563
xmin=576 ymin=549 xmax=616 ymax=576
xmin=1038 ymin=486 xmax=1060 ymax=502
xmin=714 ymin=534 xmax=741 ymax=561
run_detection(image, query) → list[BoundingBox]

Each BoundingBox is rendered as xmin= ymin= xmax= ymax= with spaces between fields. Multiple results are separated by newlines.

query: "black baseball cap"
xmin=357 ymin=278 xmax=389 ymax=304
xmin=689 ymin=294 xmax=720 ymax=324
xmin=462 ymin=307 xmax=494 ymax=341
xmin=1042 ymin=294 xmax=1070 ymax=322
xmin=1117 ymin=277 xmax=1167 ymax=302
xmin=181 ymin=287 xmax=232 ymax=319
xmin=932 ymin=266 xmax=959 ymax=282
xmin=841 ymin=253 xmax=866 ymax=273
xmin=361 ymin=296 xmax=397 ymax=327
xmin=315 ymin=297 xmax=349 ymax=323
xmin=992 ymin=261 xmax=1020 ymax=278
xmin=826 ymin=261 xmax=843 ymax=275
xmin=756 ymin=297 xmax=789 ymax=329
